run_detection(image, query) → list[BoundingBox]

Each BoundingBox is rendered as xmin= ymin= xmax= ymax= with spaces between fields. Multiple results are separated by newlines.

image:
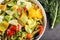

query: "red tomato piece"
xmin=17 ymin=24 xmax=21 ymax=32
xmin=7 ymin=29 xmax=15 ymax=36
xmin=10 ymin=25 xmax=16 ymax=31
xmin=17 ymin=7 xmax=22 ymax=13
xmin=34 ymin=4 xmax=37 ymax=10
xmin=39 ymin=25 xmax=44 ymax=35
xmin=23 ymin=6 xmax=27 ymax=12
xmin=27 ymin=33 xmax=32 ymax=39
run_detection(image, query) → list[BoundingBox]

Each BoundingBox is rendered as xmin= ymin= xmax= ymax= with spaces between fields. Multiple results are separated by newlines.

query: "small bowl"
xmin=31 ymin=0 xmax=47 ymax=40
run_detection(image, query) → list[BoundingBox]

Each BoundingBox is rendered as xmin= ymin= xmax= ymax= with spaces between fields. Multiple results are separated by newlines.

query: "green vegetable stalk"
xmin=39 ymin=0 xmax=60 ymax=29
xmin=51 ymin=2 xmax=58 ymax=29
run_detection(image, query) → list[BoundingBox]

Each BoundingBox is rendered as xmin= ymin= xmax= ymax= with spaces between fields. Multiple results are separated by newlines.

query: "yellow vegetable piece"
xmin=25 ymin=25 xmax=32 ymax=33
xmin=36 ymin=8 xmax=43 ymax=19
xmin=28 ymin=18 xmax=36 ymax=28
xmin=0 ymin=21 xmax=9 ymax=33
xmin=29 ymin=8 xmax=43 ymax=19
xmin=0 ymin=24 xmax=6 ymax=34
xmin=0 ymin=5 xmax=7 ymax=11
xmin=0 ymin=26 xmax=6 ymax=33
xmin=29 ymin=8 xmax=36 ymax=18
xmin=11 ymin=5 xmax=18 ymax=11
xmin=19 ymin=13 xmax=28 ymax=26
xmin=21 ymin=13 xmax=26 ymax=16
xmin=2 ymin=21 xmax=9 ymax=28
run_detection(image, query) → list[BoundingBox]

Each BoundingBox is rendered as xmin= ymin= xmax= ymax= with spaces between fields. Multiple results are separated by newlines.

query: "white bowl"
xmin=0 ymin=0 xmax=47 ymax=40
xmin=30 ymin=0 xmax=47 ymax=40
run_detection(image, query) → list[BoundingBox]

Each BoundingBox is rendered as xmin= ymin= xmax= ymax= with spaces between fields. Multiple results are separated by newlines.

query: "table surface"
xmin=40 ymin=22 xmax=60 ymax=40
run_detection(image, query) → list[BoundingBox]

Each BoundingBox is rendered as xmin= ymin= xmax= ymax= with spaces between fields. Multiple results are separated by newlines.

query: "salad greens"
xmin=39 ymin=0 xmax=60 ymax=29
xmin=0 ymin=0 xmax=44 ymax=40
xmin=4 ymin=15 xmax=12 ymax=22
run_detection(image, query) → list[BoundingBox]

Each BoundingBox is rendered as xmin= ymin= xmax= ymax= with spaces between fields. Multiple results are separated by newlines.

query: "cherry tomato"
xmin=10 ymin=25 xmax=16 ymax=31
xmin=39 ymin=25 xmax=44 ymax=35
xmin=7 ymin=29 xmax=15 ymax=36
xmin=27 ymin=33 xmax=32 ymax=39
xmin=7 ymin=24 xmax=22 ymax=37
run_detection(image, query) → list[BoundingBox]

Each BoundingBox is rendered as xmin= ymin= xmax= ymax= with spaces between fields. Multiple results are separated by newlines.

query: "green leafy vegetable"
xmin=39 ymin=0 xmax=60 ymax=29
xmin=4 ymin=15 xmax=12 ymax=22
xmin=25 ymin=25 xmax=32 ymax=33
xmin=20 ymin=13 xmax=28 ymax=24
xmin=28 ymin=19 xmax=36 ymax=28
xmin=20 ymin=2 xmax=25 ymax=7
xmin=13 ymin=11 xmax=20 ymax=19
xmin=6 ymin=10 xmax=12 ymax=15
xmin=8 ymin=2 xmax=15 ymax=6
xmin=11 ymin=31 xmax=22 ymax=40
xmin=16 ymin=31 xmax=22 ymax=36
xmin=55 ymin=7 xmax=60 ymax=25
xmin=50 ymin=2 xmax=58 ymax=29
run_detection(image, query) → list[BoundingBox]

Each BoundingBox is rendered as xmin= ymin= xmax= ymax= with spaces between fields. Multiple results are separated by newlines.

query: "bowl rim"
xmin=30 ymin=0 xmax=47 ymax=40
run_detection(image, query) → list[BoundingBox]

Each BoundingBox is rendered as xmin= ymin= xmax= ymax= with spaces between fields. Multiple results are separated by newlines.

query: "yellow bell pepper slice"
xmin=20 ymin=13 xmax=28 ymax=25
xmin=36 ymin=8 xmax=43 ymax=19
xmin=28 ymin=8 xmax=36 ymax=18
xmin=0 ymin=26 xmax=6 ymax=33
xmin=0 ymin=5 xmax=7 ymax=11
xmin=0 ymin=24 xmax=6 ymax=34
xmin=0 ymin=21 xmax=9 ymax=33
xmin=2 ymin=21 xmax=9 ymax=28
xmin=29 ymin=8 xmax=43 ymax=19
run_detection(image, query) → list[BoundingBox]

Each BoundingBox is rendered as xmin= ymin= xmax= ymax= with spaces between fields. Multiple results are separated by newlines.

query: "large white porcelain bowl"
xmin=0 ymin=0 xmax=47 ymax=40
xmin=30 ymin=0 xmax=47 ymax=40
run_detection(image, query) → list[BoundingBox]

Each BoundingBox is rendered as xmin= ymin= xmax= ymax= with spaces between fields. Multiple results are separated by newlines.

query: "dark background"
xmin=37 ymin=0 xmax=60 ymax=40
xmin=40 ymin=21 xmax=60 ymax=40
